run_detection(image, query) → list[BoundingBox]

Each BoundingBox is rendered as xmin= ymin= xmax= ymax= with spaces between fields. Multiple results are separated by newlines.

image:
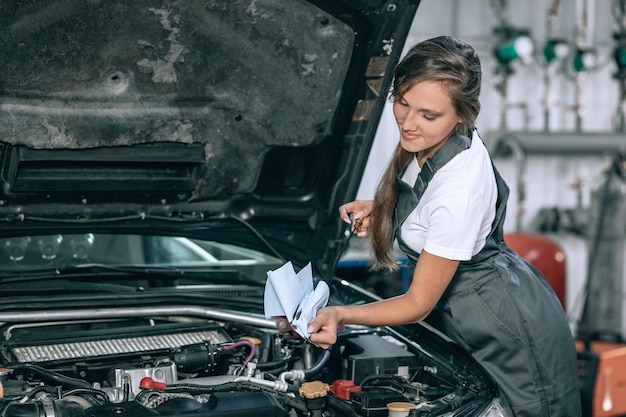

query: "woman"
xmin=307 ymin=36 xmax=581 ymax=417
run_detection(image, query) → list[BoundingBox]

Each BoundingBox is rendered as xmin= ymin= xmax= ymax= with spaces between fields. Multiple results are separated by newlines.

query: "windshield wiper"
xmin=0 ymin=263 xmax=185 ymax=283
xmin=0 ymin=263 xmax=266 ymax=286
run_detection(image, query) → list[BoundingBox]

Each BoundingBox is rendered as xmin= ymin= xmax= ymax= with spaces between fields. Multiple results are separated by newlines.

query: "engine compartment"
xmin=0 ymin=306 xmax=493 ymax=417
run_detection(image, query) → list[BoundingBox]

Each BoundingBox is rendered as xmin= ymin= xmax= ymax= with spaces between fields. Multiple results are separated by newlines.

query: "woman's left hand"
xmin=338 ymin=200 xmax=373 ymax=237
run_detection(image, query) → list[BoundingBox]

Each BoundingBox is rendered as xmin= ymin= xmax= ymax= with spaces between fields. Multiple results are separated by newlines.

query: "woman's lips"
xmin=401 ymin=130 xmax=420 ymax=141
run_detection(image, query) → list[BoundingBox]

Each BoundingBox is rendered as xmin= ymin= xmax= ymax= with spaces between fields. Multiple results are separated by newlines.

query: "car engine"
xmin=0 ymin=306 xmax=491 ymax=417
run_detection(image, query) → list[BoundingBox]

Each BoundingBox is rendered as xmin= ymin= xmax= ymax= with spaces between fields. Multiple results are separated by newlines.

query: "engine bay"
xmin=0 ymin=306 xmax=493 ymax=417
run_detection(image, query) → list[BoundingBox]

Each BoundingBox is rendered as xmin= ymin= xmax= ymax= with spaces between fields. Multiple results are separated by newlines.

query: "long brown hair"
xmin=369 ymin=36 xmax=482 ymax=270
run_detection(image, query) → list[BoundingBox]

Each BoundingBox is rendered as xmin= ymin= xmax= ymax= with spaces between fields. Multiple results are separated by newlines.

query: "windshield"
xmin=0 ymin=233 xmax=283 ymax=270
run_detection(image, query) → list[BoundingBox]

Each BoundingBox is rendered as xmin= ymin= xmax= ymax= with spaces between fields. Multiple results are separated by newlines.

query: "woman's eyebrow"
xmin=419 ymin=108 xmax=443 ymax=115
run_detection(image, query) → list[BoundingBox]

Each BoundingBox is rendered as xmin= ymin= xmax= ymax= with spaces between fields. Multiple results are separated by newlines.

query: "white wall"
xmin=356 ymin=0 xmax=625 ymax=331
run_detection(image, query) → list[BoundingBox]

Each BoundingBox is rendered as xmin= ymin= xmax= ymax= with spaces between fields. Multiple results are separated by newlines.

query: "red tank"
xmin=504 ymin=232 xmax=567 ymax=310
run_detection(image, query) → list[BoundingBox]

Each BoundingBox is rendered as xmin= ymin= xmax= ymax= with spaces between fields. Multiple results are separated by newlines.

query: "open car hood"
xmin=0 ymin=0 xmax=420 ymax=280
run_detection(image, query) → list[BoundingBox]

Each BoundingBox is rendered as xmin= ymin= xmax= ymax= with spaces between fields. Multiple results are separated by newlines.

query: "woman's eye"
xmin=423 ymin=115 xmax=437 ymax=121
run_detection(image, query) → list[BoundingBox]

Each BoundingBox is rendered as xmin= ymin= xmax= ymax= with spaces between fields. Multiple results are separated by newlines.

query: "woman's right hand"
xmin=307 ymin=306 xmax=341 ymax=349
xmin=339 ymin=200 xmax=373 ymax=237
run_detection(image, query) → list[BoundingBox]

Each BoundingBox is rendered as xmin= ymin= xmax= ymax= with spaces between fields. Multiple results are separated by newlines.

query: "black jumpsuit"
xmin=393 ymin=132 xmax=582 ymax=417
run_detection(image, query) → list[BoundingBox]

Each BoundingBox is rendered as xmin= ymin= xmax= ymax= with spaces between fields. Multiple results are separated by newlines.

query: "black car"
xmin=0 ymin=1 xmax=512 ymax=416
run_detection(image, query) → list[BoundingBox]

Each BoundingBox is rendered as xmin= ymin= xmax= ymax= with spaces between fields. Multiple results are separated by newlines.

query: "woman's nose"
xmin=400 ymin=109 xmax=419 ymax=131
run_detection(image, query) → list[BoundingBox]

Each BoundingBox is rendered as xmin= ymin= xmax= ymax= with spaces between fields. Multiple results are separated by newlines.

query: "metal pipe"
xmin=490 ymin=0 xmax=511 ymax=130
xmin=614 ymin=0 xmax=626 ymax=29
xmin=574 ymin=73 xmax=587 ymax=132
xmin=499 ymin=78 xmax=509 ymax=130
xmin=490 ymin=0 xmax=509 ymax=25
xmin=544 ymin=0 xmax=561 ymax=131
xmin=490 ymin=131 xmax=626 ymax=156
xmin=573 ymin=0 xmax=595 ymax=131
xmin=618 ymin=83 xmax=626 ymax=132
xmin=0 ymin=305 xmax=278 ymax=328
xmin=613 ymin=0 xmax=626 ymax=131
xmin=488 ymin=131 xmax=625 ymax=232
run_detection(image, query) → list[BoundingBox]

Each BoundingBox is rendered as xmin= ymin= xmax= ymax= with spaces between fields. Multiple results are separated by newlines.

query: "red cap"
xmin=140 ymin=377 xmax=166 ymax=391
xmin=330 ymin=379 xmax=361 ymax=401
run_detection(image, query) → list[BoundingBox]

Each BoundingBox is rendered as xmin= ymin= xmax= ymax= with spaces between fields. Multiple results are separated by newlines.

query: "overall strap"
xmin=412 ymin=132 xmax=472 ymax=199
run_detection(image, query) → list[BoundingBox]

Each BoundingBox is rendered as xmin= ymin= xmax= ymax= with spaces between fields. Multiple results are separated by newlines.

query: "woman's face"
xmin=392 ymin=80 xmax=462 ymax=165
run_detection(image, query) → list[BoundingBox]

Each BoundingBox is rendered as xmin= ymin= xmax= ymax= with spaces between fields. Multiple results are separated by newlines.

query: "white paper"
xmin=290 ymin=280 xmax=329 ymax=338
xmin=264 ymin=261 xmax=329 ymax=339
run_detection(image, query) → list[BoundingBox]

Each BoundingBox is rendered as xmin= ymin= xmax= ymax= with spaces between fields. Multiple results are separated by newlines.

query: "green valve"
xmin=573 ymin=54 xmax=585 ymax=72
xmin=572 ymin=49 xmax=596 ymax=73
xmin=543 ymin=39 xmax=569 ymax=64
xmin=495 ymin=34 xmax=534 ymax=63
xmin=615 ymin=46 xmax=626 ymax=69
xmin=543 ymin=44 xmax=557 ymax=63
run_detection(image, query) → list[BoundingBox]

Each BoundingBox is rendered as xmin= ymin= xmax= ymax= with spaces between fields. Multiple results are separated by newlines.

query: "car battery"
xmin=349 ymin=388 xmax=409 ymax=417
xmin=342 ymin=334 xmax=418 ymax=386
xmin=576 ymin=339 xmax=626 ymax=417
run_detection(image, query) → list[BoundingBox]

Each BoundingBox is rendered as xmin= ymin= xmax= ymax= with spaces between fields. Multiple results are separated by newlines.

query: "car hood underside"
xmin=0 ymin=0 xmax=420 ymax=278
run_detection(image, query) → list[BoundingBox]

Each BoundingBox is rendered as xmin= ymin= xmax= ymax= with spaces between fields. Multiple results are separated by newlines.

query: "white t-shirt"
xmin=399 ymin=131 xmax=497 ymax=261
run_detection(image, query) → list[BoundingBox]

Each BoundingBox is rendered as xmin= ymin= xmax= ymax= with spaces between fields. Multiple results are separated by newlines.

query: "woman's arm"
xmin=307 ymin=250 xmax=459 ymax=348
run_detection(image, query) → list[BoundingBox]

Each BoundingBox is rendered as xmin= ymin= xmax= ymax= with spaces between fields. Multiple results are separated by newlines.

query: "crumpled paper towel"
xmin=264 ymin=261 xmax=329 ymax=339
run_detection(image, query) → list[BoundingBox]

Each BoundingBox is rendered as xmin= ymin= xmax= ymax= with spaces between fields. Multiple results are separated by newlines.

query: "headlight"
xmin=476 ymin=397 xmax=513 ymax=417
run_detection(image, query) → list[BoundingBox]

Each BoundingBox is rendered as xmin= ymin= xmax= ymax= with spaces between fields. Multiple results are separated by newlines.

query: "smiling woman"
xmin=308 ymin=36 xmax=582 ymax=417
